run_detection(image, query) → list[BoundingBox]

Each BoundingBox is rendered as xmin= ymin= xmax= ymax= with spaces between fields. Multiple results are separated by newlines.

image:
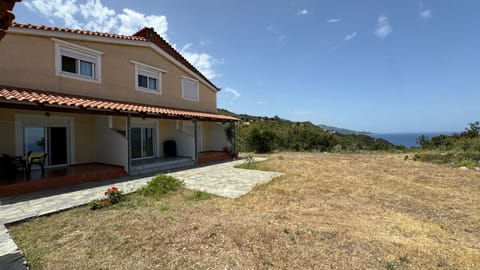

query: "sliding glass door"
xmin=131 ymin=127 xmax=154 ymax=159
xmin=24 ymin=126 xmax=68 ymax=166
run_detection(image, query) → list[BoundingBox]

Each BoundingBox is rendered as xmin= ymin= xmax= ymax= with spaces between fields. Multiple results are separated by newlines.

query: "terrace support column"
xmin=127 ymin=113 xmax=132 ymax=176
xmin=193 ymin=120 xmax=198 ymax=165
xmin=233 ymin=122 xmax=237 ymax=158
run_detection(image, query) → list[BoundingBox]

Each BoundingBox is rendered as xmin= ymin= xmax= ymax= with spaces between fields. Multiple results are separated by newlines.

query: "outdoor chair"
xmin=28 ymin=152 xmax=48 ymax=176
xmin=1 ymin=153 xmax=28 ymax=179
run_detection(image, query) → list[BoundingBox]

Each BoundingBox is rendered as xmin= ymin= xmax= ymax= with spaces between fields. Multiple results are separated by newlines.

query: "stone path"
xmin=0 ymin=158 xmax=282 ymax=269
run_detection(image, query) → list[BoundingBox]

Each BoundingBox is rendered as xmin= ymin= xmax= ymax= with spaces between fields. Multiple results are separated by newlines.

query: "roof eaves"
xmin=0 ymin=0 xmax=21 ymax=41
xmin=0 ymin=86 xmax=239 ymax=122
xmin=133 ymin=27 xmax=221 ymax=92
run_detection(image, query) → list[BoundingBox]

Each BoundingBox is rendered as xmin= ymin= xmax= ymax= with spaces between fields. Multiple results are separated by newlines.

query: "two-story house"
xmin=0 ymin=23 xmax=238 ymax=195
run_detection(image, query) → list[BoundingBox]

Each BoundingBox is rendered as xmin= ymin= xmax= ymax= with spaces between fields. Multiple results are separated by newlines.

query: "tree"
xmin=462 ymin=121 xmax=480 ymax=138
xmin=247 ymin=128 xmax=276 ymax=153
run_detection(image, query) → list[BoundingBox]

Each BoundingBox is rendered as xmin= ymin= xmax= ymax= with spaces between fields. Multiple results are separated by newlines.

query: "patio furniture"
xmin=1 ymin=153 xmax=28 ymax=179
xmin=27 ymin=152 xmax=48 ymax=176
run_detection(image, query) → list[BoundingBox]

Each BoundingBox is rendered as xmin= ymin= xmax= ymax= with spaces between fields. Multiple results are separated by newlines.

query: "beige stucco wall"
xmin=0 ymin=108 xmax=95 ymax=164
xmin=0 ymin=32 xmax=217 ymax=113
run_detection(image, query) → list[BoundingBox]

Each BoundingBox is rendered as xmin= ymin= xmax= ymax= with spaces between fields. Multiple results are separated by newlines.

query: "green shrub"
xmin=139 ymin=175 xmax=183 ymax=198
xmin=247 ymin=128 xmax=276 ymax=153
xmin=186 ymin=191 xmax=212 ymax=201
xmin=90 ymin=186 xmax=124 ymax=210
xmin=413 ymin=152 xmax=480 ymax=168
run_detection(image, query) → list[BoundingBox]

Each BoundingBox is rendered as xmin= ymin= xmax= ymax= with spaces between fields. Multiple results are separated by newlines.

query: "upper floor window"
xmin=131 ymin=60 xmax=166 ymax=94
xmin=53 ymin=38 xmax=102 ymax=83
xmin=181 ymin=76 xmax=199 ymax=101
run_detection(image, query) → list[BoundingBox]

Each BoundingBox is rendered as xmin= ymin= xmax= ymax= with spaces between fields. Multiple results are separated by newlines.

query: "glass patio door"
xmin=24 ymin=126 xmax=68 ymax=166
xmin=131 ymin=127 xmax=154 ymax=159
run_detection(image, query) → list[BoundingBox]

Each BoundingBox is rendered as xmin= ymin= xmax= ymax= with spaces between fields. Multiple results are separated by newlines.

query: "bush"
xmin=186 ymin=191 xmax=212 ymax=201
xmin=90 ymin=186 xmax=124 ymax=210
xmin=247 ymin=128 xmax=276 ymax=153
xmin=139 ymin=175 xmax=183 ymax=198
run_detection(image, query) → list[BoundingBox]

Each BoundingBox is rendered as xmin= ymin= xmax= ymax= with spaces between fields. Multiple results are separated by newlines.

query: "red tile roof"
xmin=0 ymin=0 xmax=21 ymax=41
xmin=10 ymin=22 xmax=220 ymax=91
xmin=11 ymin=22 xmax=147 ymax=41
xmin=0 ymin=86 xmax=238 ymax=121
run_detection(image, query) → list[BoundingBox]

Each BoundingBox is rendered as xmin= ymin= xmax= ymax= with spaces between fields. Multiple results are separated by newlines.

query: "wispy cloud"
xmin=199 ymin=39 xmax=212 ymax=46
xmin=344 ymin=32 xmax=357 ymax=41
xmin=374 ymin=15 xmax=392 ymax=39
xmin=222 ymin=87 xmax=240 ymax=103
xmin=327 ymin=18 xmax=341 ymax=23
xmin=180 ymin=44 xmax=221 ymax=80
xmin=266 ymin=25 xmax=286 ymax=44
xmin=24 ymin=0 xmax=222 ymax=80
xmin=296 ymin=9 xmax=308 ymax=16
xmin=24 ymin=0 xmax=168 ymax=37
xmin=256 ymin=101 xmax=265 ymax=105
xmin=420 ymin=9 xmax=432 ymax=20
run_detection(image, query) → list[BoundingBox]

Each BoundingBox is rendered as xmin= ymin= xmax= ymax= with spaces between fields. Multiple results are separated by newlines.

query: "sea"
xmin=371 ymin=132 xmax=456 ymax=148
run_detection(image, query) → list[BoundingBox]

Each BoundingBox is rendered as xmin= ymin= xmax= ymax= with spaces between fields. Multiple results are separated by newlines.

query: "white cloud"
xmin=117 ymin=8 xmax=168 ymax=37
xmin=420 ymin=9 xmax=432 ymax=20
xmin=25 ymin=0 xmax=80 ymax=28
xmin=23 ymin=0 xmax=168 ymax=36
xmin=79 ymin=0 xmax=116 ymax=33
xmin=23 ymin=0 xmax=222 ymax=79
xmin=180 ymin=45 xmax=220 ymax=80
xmin=344 ymin=31 xmax=357 ymax=41
xmin=296 ymin=9 xmax=308 ymax=16
xmin=224 ymin=87 xmax=240 ymax=100
xmin=327 ymin=18 xmax=341 ymax=23
xmin=374 ymin=15 xmax=392 ymax=39
xmin=256 ymin=101 xmax=266 ymax=105
xmin=200 ymin=39 xmax=212 ymax=46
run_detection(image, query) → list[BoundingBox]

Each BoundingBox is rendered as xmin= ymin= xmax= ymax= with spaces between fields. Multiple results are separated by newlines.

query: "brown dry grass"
xmin=9 ymin=152 xmax=480 ymax=269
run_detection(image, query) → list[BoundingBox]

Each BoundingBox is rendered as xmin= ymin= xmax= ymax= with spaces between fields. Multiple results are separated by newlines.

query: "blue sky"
xmin=13 ymin=0 xmax=480 ymax=133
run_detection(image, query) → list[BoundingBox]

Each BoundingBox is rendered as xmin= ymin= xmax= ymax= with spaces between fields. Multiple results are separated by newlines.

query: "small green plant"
xmin=398 ymin=256 xmax=409 ymax=264
xmin=89 ymin=186 xmax=124 ymax=210
xmin=404 ymin=155 xmax=409 ymax=160
xmin=139 ymin=174 xmax=183 ymax=199
xmin=186 ymin=191 xmax=212 ymax=201
xmin=245 ymin=155 xmax=254 ymax=166
xmin=385 ymin=261 xmax=396 ymax=270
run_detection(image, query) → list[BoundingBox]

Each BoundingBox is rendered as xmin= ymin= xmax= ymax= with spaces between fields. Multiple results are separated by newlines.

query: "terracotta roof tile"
xmin=10 ymin=22 xmax=220 ymax=91
xmin=0 ymin=86 xmax=238 ymax=122
xmin=10 ymin=22 xmax=147 ymax=41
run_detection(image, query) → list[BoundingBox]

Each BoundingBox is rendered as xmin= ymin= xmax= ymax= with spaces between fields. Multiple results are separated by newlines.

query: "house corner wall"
xmin=95 ymin=115 xmax=128 ymax=170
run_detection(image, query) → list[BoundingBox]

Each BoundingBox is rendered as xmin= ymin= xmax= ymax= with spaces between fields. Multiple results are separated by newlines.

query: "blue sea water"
xmin=372 ymin=132 xmax=455 ymax=148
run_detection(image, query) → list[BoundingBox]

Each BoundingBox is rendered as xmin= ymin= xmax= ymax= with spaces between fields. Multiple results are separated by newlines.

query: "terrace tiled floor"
xmin=0 ymin=158 xmax=282 ymax=269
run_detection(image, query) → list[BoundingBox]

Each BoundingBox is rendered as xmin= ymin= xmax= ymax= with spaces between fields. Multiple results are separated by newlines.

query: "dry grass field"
xmin=9 ymin=153 xmax=480 ymax=269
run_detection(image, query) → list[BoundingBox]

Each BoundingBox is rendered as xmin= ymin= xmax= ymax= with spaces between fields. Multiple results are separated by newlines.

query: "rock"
xmin=459 ymin=166 xmax=469 ymax=171
xmin=474 ymin=167 xmax=480 ymax=171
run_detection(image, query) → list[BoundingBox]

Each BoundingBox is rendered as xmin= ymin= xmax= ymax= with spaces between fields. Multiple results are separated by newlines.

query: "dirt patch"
xmin=9 ymin=152 xmax=480 ymax=269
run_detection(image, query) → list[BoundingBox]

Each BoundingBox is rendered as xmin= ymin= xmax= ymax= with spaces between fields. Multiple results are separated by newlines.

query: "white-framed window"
xmin=181 ymin=76 xmax=199 ymax=101
xmin=131 ymin=60 xmax=166 ymax=94
xmin=53 ymin=38 xmax=102 ymax=83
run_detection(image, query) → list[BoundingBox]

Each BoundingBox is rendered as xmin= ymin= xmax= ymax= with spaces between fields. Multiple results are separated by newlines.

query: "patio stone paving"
xmin=0 ymin=157 xmax=282 ymax=269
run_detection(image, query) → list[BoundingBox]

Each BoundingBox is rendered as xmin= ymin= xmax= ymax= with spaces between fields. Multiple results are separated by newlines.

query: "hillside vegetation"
xmin=414 ymin=122 xmax=480 ymax=167
xmin=218 ymin=109 xmax=402 ymax=153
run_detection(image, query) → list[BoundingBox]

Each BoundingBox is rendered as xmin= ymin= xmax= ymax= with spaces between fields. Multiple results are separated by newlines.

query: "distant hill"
xmin=217 ymin=108 xmax=401 ymax=152
xmin=317 ymin=124 xmax=371 ymax=135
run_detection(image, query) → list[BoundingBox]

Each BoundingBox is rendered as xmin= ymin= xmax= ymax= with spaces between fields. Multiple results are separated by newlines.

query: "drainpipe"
xmin=127 ymin=113 xmax=131 ymax=176
xmin=193 ymin=120 xmax=198 ymax=165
